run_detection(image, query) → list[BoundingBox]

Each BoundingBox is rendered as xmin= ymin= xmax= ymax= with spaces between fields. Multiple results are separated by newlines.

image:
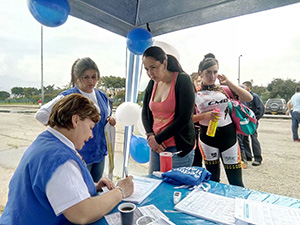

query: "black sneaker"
xmin=252 ymin=161 xmax=261 ymax=166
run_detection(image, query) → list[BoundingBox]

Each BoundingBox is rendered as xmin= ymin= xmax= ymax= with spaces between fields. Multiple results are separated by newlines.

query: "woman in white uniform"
xmin=195 ymin=53 xmax=252 ymax=187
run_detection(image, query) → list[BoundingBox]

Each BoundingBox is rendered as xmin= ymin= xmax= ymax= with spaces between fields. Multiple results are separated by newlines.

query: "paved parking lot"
xmin=0 ymin=105 xmax=299 ymax=213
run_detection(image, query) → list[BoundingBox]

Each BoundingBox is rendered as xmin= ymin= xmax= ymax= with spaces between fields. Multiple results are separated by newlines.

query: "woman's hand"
xmin=107 ymin=116 xmax=116 ymax=126
xmin=217 ymin=74 xmax=231 ymax=86
xmin=116 ymin=176 xmax=134 ymax=198
xmin=147 ymin=135 xmax=165 ymax=153
xmin=204 ymin=111 xmax=221 ymax=121
xmin=95 ymin=177 xmax=115 ymax=192
xmin=218 ymin=74 xmax=252 ymax=102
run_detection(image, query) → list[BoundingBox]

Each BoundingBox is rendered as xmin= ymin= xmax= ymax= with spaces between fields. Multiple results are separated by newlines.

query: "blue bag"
xmin=162 ymin=167 xmax=211 ymax=186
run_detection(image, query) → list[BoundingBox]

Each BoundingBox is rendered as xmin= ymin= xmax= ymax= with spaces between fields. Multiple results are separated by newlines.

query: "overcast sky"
xmin=1 ymin=0 xmax=300 ymax=93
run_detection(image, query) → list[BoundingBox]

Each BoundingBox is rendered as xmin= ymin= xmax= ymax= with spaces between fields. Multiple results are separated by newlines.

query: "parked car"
xmin=265 ymin=98 xmax=287 ymax=115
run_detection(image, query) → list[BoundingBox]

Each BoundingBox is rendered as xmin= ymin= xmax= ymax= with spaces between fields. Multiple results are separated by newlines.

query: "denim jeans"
xmin=292 ymin=111 xmax=300 ymax=140
xmin=86 ymin=158 xmax=105 ymax=182
xmin=148 ymin=146 xmax=195 ymax=175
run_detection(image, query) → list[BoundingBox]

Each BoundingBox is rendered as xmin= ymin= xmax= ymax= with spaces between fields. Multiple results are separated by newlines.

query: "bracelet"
xmin=116 ymin=186 xmax=125 ymax=199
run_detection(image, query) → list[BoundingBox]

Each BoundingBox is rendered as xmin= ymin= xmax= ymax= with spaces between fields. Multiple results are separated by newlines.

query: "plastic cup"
xmin=118 ymin=202 xmax=136 ymax=225
xmin=159 ymin=152 xmax=173 ymax=172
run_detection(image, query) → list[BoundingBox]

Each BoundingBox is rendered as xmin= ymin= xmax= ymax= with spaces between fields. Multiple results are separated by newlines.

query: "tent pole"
xmin=132 ymin=56 xmax=140 ymax=102
xmin=122 ymin=52 xmax=134 ymax=178
xmin=122 ymin=52 xmax=142 ymax=178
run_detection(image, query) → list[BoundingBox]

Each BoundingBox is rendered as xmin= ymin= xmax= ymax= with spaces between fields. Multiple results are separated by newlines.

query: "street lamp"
xmin=41 ymin=25 xmax=44 ymax=105
xmin=238 ymin=55 xmax=242 ymax=85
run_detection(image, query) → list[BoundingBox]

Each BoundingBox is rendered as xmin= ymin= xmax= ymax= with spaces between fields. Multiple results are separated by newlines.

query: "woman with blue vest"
xmin=35 ymin=57 xmax=116 ymax=182
xmin=1 ymin=94 xmax=134 ymax=225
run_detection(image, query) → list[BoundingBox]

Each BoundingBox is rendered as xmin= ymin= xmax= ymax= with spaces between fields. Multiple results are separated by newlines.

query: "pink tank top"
xmin=149 ymin=72 xmax=177 ymax=147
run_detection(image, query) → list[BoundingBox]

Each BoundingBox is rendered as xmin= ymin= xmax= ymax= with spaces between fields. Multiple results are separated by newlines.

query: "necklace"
xmin=201 ymin=83 xmax=217 ymax=91
xmin=76 ymin=151 xmax=86 ymax=165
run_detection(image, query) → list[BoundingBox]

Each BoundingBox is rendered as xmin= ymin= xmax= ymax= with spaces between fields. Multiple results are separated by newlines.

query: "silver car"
xmin=265 ymin=98 xmax=287 ymax=115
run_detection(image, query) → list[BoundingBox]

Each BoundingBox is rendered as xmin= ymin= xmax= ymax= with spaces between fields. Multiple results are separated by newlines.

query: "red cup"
xmin=160 ymin=152 xmax=173 ymax=172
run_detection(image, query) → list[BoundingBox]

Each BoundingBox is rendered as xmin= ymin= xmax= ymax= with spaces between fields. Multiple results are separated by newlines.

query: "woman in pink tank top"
xmin=142 ymin=46 xmax=196 ymax=174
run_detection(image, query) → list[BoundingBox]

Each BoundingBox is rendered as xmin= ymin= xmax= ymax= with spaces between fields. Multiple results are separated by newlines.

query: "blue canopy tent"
xmin=68 ymin=0 xmax=300 ymax=38
xmin=66 ymin=0 xmax=300 ymax=178
xmin=40 ymin=0 xmax=300 ymax=177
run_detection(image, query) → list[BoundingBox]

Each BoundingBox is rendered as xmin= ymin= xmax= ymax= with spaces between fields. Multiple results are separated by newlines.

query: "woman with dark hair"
xmin=35 ymin=57 xmax=116 ymax=182
xmin=142 ymin=46 xmax=196 ymax=174
xmin=190 ymin=72 xmax=203 ymax=167
xmin=195 ymin=53 xmax=252 ymax=187
xmin=1 ymin=94 xmax=133 ymax=225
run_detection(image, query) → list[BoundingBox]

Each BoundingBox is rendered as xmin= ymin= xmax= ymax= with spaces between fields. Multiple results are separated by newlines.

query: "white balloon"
xmin=153 ymin=40 xmax=180 ymax=61
xmin=135 ymin=107 xmax=146 ymax=138
xmin=115 ymin=102 xmax=140 ymax=126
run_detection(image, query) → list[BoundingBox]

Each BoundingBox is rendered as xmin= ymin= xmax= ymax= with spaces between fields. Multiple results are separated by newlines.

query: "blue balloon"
xmin=130 ymin=135 xmax=150 ymax=163
xmin=126 ymin=28 xmax=153 ymax=55
xmin=27 ymin=0 xmax=70 ymax=27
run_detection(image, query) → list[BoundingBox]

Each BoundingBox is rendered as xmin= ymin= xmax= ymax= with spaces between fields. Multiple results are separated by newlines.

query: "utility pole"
xmin=41 ymin=25 xmax=44 ymax=104
xmin=238 ymin=55 xmax=242 ymax=85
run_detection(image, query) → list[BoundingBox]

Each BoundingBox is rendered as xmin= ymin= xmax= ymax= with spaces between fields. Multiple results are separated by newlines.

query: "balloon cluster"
xmin=27 ymin=0 xmax=70 ymax=27
xmin=126 ymin=28 xmax=153 ymax=55
xmin=115 ymin=102 xmax=150 ymax=163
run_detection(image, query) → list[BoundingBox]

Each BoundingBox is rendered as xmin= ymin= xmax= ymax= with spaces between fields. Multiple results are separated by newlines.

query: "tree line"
xmin=251 ymin=78 xmax=299 ymax=103
xmin=0 ymin=77 xmax=299 ymax=104
xmin=0 ymin=76 xmax=126 ymax=104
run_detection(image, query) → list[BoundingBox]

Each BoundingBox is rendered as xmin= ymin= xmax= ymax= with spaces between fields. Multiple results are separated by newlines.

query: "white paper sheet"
xmin=123 ymin=176 xmax=162 ymax=204
xmin=234 ymin=198 xmax=300 ymax=225
xmin=174 ymin=189 xmax=235 ymax=225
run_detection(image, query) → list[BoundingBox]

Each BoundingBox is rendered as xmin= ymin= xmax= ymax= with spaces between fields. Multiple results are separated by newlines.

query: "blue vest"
xmin=60 ymin=87 xmax=109 ymax=164
xmin=0 ymin=131 xmax=97 ymax=225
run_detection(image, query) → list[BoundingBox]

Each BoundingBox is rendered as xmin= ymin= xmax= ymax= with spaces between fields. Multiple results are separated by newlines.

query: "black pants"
xmin=200 ymin=123 xmax=244 ymax=187
xmin=192 ymin=134 xmax=203 ymax=167
xmin=242 ymin=124 xmax=262 ymax=162
xmin=237 ymin=134 xmax=248 ymax=164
